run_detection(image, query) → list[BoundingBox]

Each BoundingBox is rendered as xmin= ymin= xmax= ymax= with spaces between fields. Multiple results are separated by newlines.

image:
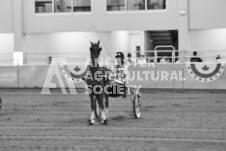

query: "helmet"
xmin=115 ymin=52 xmax=124 ymax=66
xmin=127 ymin=53 xmax=132 ymax=57
xmin=115 ymin=52 xmax=124 ymax=59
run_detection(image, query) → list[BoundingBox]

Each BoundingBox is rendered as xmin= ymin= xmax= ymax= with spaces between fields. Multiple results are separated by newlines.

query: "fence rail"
xmin=0 ymin=50 xmax=225 ymax=66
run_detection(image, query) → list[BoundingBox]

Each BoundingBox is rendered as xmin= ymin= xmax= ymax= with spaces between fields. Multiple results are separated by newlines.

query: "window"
xmin=107 ymin=0 xmax=125 ymax=11
xmin=127 ymin=0 xmax=145 ymax=11
xmin=35 ymin=0 xmax=53 ymax=13
xmin=73 ymin=0 xmax=91 ymax=12
xmin=147 ymin=0 xmax=166 ymax=10
xmin=106 ymin=0 xmax=166 ymax=12
xmin=54 ymin=0 xmax=71 ymax=13
xmin=35 ymin=0 xmax=91 ymax=14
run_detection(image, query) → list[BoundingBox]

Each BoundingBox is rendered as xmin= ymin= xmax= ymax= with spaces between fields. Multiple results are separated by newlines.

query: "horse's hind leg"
xmin=88 ymin=94 xmax=95 ymax=125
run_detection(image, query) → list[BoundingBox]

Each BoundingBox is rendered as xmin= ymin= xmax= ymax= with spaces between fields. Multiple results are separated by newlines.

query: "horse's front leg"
xmin=88 ymin=93 xmax=95 ymax=125
xmin=96 ymin=94 xmax=108 ymax=125
xmin=104 ymin=93 xmax=109 ymax=120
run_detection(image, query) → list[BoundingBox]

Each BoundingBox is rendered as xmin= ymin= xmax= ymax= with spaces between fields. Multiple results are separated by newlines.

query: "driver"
xmin=110 ymin=52 xmax=127 ymax=98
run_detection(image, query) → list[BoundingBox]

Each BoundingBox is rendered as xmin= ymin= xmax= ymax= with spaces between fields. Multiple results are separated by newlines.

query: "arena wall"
xmin=0 ymin=63 xmax=225 ymax=90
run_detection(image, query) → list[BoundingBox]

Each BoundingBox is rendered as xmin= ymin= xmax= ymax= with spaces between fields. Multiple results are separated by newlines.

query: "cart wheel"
xmin=94 ymin=98 xmax=99 ymax=118
xmin=133 ymin=94 xmax=141 ymax=119
xmin=0 ymin=98 xmax=2 ymax=110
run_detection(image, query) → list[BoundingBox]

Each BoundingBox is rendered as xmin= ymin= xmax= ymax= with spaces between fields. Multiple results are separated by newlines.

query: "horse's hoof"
xmin=102 ymin=120 xmax=108 ymax=125
xmin=88 ymin=120 xmax=94 ymax=125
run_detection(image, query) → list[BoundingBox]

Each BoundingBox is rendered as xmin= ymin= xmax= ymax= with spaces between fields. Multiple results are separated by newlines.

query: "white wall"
xmin=24 ymin=31 xmax=144 ymax=64
xmin=189 ymin=29 xmax=226 ymax=50
xmin=188 ymin=28 xmax=226 ymax=62
xmin=189 ymin=0 xmax=226 ymax=29
xmin=0 ymin=34 xmax=14 ymax=65
xmin=111 ymin=31 xmax=130 ymax=53
xmin=0 ymin=0 xmax=13 ymax=33
xmin=25 ymin=32 xmax=112 ymax=64
xmin=0 ymin=34 xmax=14 ymax=54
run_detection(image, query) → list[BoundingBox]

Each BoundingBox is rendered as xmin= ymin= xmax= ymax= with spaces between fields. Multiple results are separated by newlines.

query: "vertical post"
xmin=13 ymin=0 xmax=23 ymax=52
xmin=52 ymin=0 xmax=54 ymax=13
xmin=178 ymin=0 xmax=189 ymax=54
xmin=71 ymin=0 xmax=73 ymax=13
xmin=178 ymin=0 xmax=189 ymax=89
xmin=140 ymin=31 xmax=145 ymax=56
xmin=13 ymin=0 xmax=26 ymax=65
xmin=13 ymin=0 xmax=23 ymax=88
xmin=145 ymin=0 xmax=147 ymax=10
xmin=17 ymin=57 xmax=20 ymax=88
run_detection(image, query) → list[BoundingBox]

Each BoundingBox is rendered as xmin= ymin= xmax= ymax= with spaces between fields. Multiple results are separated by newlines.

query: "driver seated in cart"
xmin=108 ymin=52 xmax=128 ymax=98
xmin=83 ymin=51 xmax=128 ymax=97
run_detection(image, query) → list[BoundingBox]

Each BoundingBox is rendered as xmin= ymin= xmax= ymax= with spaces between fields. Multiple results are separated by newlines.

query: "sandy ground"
xmin=0 ymin=88 xmax=226 ymax=151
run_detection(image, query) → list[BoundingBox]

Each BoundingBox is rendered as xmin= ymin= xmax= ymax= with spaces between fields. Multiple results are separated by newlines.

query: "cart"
xmin=93 ymin=73 xmax=141 ymax=119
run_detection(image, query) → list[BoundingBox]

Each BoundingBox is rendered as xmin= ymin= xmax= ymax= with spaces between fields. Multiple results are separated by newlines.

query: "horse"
xmin=85 ymin=40 xmax=110 ymax=125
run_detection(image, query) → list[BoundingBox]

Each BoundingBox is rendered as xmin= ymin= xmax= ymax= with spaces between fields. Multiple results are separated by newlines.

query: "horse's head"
xmin=90 ymin=40 xmax=102 ymax=61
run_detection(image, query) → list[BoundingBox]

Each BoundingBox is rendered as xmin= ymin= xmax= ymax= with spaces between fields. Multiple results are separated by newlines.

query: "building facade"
xmin=0 ymin=0 xmax=226 ymax=65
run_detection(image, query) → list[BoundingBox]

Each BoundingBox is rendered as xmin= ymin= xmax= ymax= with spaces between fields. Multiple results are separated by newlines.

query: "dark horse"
xmin=86 ymin=41 xmax=110 ymax=125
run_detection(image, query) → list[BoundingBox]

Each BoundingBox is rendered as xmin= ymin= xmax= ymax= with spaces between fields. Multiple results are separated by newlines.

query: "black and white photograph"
xmin=0 ymin=0 xmax=226 ymax=150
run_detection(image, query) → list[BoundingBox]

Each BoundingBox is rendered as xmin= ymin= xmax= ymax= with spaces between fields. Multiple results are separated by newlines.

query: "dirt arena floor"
xmin=0 ymin=88 xmax=226 ymax=151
